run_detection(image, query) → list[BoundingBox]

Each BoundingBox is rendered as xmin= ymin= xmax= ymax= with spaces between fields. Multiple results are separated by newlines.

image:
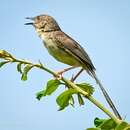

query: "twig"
xmin=14 ymin=59 xmax=121 ymax=124
xmin=0 ymin=51 xmax=121 ymax=124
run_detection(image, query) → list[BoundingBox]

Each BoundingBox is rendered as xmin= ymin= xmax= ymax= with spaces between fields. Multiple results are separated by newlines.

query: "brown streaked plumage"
xmin=25 ymin=14 xmax=122 ymax=119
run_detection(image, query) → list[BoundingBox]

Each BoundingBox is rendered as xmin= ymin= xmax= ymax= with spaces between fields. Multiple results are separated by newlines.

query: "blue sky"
xmin=0 ymin=0 xmax=130 ymax=130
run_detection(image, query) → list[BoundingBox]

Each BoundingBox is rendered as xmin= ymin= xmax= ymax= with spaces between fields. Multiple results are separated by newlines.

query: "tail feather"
xmin=90 ymin=71 xmax=122 ymax=120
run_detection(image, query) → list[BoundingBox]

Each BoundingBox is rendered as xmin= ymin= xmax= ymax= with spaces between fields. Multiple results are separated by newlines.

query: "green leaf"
xmin=21 ymin=74 xmax=27 ymax=81
xmin=98 ymin=118 xmax=117 ymax=130
xmin=94 ymin=118 xmax=117 ymax=130
xmin=36 ymin=79 xmax=61 ymax=100
xmin=115 ymin=121 xmax=129 ymax=130
xmin=56 ymin=89 xmax=78 ymax=110
xmin=21 ymin=65 xmax=33 ymax=81
xmin=0 ymin=61 xmax=9 ymax=68
xmin=36 ymin=90 xmax=46 ymax=100
xmin=0 ymin=50 xmax=12 ymax=59
xmin=87 ymin=128 xmax=101 ymax=130
xmin=76 ymin=83 xmax=94 ymax=96
xmin=44 ymin=79 xmax=61 ymax=96
xmin=69 ymin=95 xmax=75 ymax=106
xmin=77 ymin=93 xmax=84 ymax=105
xmin=17 ymin=62 xmax=23 ymax=73
xmin=124 ymin=125 xmax=130 ymax=130
xmin=94 ymin=118 xmax=106 ymax=127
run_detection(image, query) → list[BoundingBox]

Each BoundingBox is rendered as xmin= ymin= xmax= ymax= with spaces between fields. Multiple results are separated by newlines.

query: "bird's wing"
xmin=53 ymin=31 xmax=95 ymax=71
xmin=53 ymin=32 xmax=122 ymax=119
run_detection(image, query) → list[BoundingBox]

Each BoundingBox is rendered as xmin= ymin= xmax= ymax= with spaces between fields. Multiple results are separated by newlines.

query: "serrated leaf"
xmin=115 ymin=121 xmax=129 ymax=130
xmin=76 ymin=83 xmax=94 ymax=96
xmin=56 ymin=89 xmax=78 ymax=110
xmin=77 ymin=93 xmax=84 ymax=106
xmin=0 ymin=61 xmax=9 ymax=68
xmin=44 ymin=79 xmax=61 ymax=96
xmin=36 ymin=90 xmax=46 ymax=100
xmin=21 ymin=64 xmax=33 ymax=81
xmin=17 ymin=62 xmax=23 ymax=73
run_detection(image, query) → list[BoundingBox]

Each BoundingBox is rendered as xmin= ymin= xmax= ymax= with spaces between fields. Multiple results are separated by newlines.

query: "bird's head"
xmin=25 ymin=14 xmax=61 ymax=32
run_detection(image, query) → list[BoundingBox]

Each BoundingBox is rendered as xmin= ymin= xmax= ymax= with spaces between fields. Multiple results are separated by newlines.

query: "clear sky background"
xmin=0 ymin=0 xmax=130 ymax=130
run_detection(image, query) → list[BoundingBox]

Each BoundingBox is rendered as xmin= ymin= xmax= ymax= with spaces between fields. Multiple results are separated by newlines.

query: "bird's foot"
xmin=54 ymin=71 xmax=63 ymax=80
xmin=54 ymin=66 xmax=76 ymax=80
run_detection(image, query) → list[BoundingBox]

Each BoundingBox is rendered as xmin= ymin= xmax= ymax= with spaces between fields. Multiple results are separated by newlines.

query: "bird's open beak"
xmin=24 ymin=17 xmax=35 ymax=25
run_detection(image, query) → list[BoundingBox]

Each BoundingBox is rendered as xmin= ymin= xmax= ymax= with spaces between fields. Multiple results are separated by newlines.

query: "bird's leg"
xmin=64 ymin=68 xmax=84 ymax=106
xmin=55 ymin=66 xmax=76 ymax=79
xmin=65 ymin=68 xmax=84 ymax=89
xmin=57 ymin=66 xmax=76 ymax=75
xmin=71 ymin=68 xmax=84 ymax=82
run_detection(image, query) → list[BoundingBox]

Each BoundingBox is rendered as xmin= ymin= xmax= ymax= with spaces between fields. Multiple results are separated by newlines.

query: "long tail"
xmin=91 ymin=71 xmax=122 ymax=120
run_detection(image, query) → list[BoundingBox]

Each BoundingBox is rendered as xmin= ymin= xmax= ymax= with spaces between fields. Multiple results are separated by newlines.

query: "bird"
xmin=25 ymin=14 xmax=121 ymax=119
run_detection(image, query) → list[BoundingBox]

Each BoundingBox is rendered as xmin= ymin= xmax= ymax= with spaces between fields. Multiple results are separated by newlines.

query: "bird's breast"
xmin=40 ymin=35 xmax=81 ymax=67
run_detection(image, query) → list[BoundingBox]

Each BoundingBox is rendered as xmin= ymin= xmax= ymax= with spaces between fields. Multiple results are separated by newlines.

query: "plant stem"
xmin=62 ymin=78 xmax=121 ymax=124
xmin=87 ymin=96 xmax=121 ymax=123
xmin=13 ymin=59 xmax=58 ymax=77
xmin=12 ymin=58 xmax=121 ymax=124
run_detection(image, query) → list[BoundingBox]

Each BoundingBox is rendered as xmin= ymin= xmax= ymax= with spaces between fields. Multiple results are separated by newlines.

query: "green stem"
xmin=62 ymin=78 xmax=121 ymax=124
xmin=12 ymin=58 xmax=121 ymax=124
xmin=13 ymin=59 xmax=58 ymax=77
xmin=87 ymin=96 xmax=120 ymax=124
